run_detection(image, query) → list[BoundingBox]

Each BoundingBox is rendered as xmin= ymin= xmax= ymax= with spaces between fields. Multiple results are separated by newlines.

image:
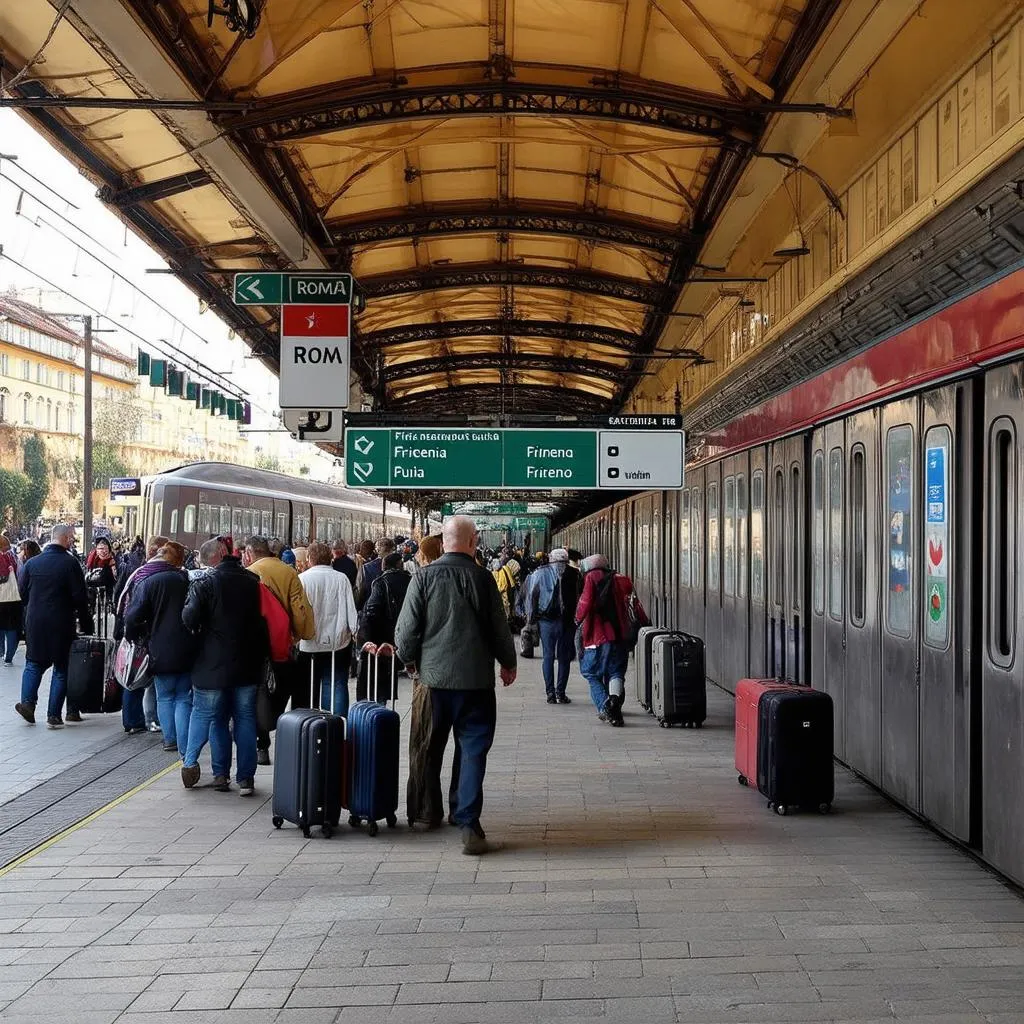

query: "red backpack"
xmin=259 ymin=584 xmax=291 ymax=663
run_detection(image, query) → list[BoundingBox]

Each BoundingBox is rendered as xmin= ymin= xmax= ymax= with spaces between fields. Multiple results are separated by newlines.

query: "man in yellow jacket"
xmin=243 ymin=536 xmax=315 ymax=764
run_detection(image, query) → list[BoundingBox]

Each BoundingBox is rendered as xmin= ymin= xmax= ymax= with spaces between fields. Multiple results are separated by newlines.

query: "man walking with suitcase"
xmin=575 ymin=554 xmax=648 ymax=727
xmin=526 ymin=548 xmax=582 ymax=706
xmin=395 ymin=515 xmax=516 ymax=855
xmin=14 ymin=524 xmax=93 ymax=728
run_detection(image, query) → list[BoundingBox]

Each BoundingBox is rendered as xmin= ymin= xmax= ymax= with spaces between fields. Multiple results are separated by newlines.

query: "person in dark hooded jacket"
xmin=124 ymin=542 xmax=197 ymax=755
xmin=359 ymin=552 xmax=411 ymax=648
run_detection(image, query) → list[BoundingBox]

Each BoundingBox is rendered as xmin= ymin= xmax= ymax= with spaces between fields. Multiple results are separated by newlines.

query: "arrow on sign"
xmin=352 ymin=462 xmax=374 ymax=483
xmin=353 ymin=435 xmax=374 ymax=455
xmin=236 ymin=274 xmax=265 ymax=301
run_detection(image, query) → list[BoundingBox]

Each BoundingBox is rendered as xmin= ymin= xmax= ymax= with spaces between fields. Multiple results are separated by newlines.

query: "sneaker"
xmin=126 ymin=726 xmax=146 ymax=735
xmin=257 ymin=748 xmax=271 ymax=766
xmin=66 ymin=711 xmax=83 ymax=723
xmin=212 ymin=775 xmax=231 ymax=793
xmin=461 ymin=825 xmax=498 ymax=856
xmin=181 ymin=764 xmax=201 ymax=788
xmin=597 ymin=712 xmax=607 ymax=722
xmin=147 ymin=722 xmax=161 ymax=733
xmin=162 ymin=742 xmax=178 ymax=753
xmin=557 ymin=695 xmax=571 ymax=704
xmin=609 ymin=715 xmax=624 ymax=728
xmin=14 ymin=702 xmax=35 ymax=725
xmin=46 ymin=716 xmax=64 ymax=729
xmin=546 ymin=695 xmax=557 ymax=705
xmin=238 ymin=779 xmax=255 ymax=797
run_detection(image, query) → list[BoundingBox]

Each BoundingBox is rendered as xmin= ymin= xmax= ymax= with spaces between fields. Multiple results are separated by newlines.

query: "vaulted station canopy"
xmin=0 ymin=0 xmax=847 ymax=419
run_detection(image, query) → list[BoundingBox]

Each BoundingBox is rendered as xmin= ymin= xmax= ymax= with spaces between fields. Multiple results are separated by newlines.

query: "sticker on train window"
xmin=887 ymin=425 xmax=914 ymax=638
xmin=924 ymin=427 xmax=951 ymax=648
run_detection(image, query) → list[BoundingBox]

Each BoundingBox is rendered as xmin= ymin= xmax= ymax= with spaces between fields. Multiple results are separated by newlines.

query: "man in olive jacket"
xmin=395 ymin=515 xmax=516 ymax=855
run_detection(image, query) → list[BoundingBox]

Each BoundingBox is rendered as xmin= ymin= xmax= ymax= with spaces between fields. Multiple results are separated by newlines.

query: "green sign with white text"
xmin=233 ymin=272 xmax=354 ymax=305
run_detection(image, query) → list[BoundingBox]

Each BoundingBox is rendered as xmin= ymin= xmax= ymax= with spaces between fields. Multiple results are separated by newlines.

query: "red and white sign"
xmin=279 ymin=303 xmax=351 ymax=410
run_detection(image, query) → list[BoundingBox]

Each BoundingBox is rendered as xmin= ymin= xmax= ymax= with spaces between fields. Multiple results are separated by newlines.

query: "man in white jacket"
xmin=297 ymin=541 xmax=358 ymax=715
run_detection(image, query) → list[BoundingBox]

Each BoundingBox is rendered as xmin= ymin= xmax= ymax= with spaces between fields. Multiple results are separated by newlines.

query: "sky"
xmin=0 ymin=108 xmax=334 ymax=470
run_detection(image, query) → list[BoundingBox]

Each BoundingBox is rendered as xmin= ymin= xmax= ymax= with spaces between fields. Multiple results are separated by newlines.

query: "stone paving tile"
xmin=2 ymin=668 xmax=1024 ymax=1023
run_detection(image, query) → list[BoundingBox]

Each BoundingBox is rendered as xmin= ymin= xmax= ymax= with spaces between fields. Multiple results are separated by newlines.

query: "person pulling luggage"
xmin=575 ymin=554 xmax=648 ymax=727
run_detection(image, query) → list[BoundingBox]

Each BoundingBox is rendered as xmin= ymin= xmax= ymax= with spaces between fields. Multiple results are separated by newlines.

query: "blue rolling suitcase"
xmin=271 ymin=658 xmax=346 ymax=839
xmin=346 ymin=644 xmax=401 ymax=837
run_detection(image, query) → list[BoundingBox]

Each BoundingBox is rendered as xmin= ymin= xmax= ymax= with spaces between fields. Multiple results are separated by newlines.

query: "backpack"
xmin=593 ymin=569 xmax=622 ymax=639
xmin=538 ymin=571 xmax=563 ymax=620
xmin=259 ymin=584 xmax=292 ymax=663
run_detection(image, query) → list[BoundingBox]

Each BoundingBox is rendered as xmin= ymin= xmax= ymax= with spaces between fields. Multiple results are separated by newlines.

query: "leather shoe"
xmin=257 ymin=749 xmax=271 ymax=766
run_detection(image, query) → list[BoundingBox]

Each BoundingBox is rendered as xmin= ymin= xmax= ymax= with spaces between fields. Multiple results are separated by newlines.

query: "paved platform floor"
xmin=1 ymin=658 xmax=1023 ymax=1023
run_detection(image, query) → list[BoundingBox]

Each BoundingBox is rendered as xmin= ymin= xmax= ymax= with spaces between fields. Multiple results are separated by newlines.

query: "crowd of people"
xmin=8 ymin=516 xmax=646 ymax=854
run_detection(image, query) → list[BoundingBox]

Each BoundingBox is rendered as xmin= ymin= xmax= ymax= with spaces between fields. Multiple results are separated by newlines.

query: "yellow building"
xmin=0 ymin=293 xmax=251 ymax=521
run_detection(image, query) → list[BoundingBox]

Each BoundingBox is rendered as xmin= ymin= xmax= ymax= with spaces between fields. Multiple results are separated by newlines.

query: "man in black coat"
xmin=15 ymin=524 xmax=93 ymax=728
xmin=331 ymin=539 xmax=357 ymax=587
xmin=180 ymin=539 xmax=268 ymax=795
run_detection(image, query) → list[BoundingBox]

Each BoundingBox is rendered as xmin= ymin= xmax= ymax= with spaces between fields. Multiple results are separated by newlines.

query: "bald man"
xmin=395 ymin=515 xmax=516 ymax=855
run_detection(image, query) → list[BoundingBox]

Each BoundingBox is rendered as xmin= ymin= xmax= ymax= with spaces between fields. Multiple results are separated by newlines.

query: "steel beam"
xmin=332 ymin=204 xmax=694 ymax=256
xmin=361 ymin=264 xmax=666 ymax=305
xmin=361 ymin=318 xmax=642 ymax=352
xmin=383 ymin=353 xmax=632 ymax=384
xmin=0 ymin=96 xmax=251 ymax=112
xmin=97 ymin=170 xmax=213 ymax=207
xmin=389 ymin=382 xmax=612 ymax=413
xmin=228 ymin=80 xmax=763 ymax=142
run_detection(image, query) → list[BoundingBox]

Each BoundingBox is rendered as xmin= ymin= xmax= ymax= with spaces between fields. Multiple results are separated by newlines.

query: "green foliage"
xmin=0 ymin=468 xmax=31 ymax=526
xmin=253 ymin=450 xmax=281 ymax=472
xmin=298 ymin=465 xmax=310 ymax=477
xmin=21 ymin=433 xmax=49 ymax=524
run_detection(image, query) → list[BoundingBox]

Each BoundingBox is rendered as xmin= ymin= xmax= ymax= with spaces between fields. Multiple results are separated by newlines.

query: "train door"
xmin=982 ymin=364 xmax=1024 ymax=884
xmin=704 ymin=462 xmax=723 ymax=683
xmin=768 ymin=438 xmax=806 ymax=681
xmin=880 ymin=399 xmax=920 ymax=810
xmin=748 ymin=447 xmax=767 ymax=677
xmin=919 ymin=381 xmax=973 ymax=843
xmin=823 ymin=420 xmax=847 ymax=759
xmin=845 ymin=407 xmax=882 ymax=785
xmin=663 ymin=491 xmax=677 ymax=630
xmin=810 ymin=431 xmax=826 ymax=696
xmin=721 ymin=452 xmax=749 ymax=691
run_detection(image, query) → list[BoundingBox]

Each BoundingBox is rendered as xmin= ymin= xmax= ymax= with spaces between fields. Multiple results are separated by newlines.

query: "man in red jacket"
xmin=574 ymin=554 xmax=648 ymax=727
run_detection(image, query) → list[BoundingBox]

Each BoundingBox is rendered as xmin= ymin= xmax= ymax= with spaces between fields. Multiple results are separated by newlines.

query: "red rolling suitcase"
xmin=734 ymin=678 xmax=801 ymax=787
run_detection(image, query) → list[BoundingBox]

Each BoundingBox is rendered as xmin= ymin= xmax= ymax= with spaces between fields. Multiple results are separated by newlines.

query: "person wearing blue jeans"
xmin=121 ymin=685 xmax=147 ymax=733
xmin=154 ymin=673 xmax=192 ymax=755
xmin=182 ymin=684 xmax=257 ymax=791
xmin=20 ymin=659 xmax=69 ymax=725
xmin=526 ymin=549 xmax=582 ymax=705
xmin=538 ymin=618 xmax=575 ymax=702
xmin=579 ymin=642 xmax=630 ymax=718
xmin=2 ymin=628 xmax=18 ymax=665
xmin=180 ymin=539 xmax=268 ymax=796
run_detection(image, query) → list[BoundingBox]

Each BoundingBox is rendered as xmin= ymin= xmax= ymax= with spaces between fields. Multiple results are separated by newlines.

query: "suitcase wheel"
xmin=659 ymin=720 xmax=669 ymax=728
xmin=774 ymin=804 xmax=788 ymax=817
xmin=272 ymin=816 xmax=283 ymax=829
xmin=737 ymin=774 xmax=747 ymax=787
xmin=386 ymin=814 xmax=398 ymax=829
xmin=348 ymin=814 xmax=361 ymax=828
xmin=367 ymin=821 xmax=379 ymax=837
xmin=322 ymin=824 xmax=333 ymax=839
xmin=818 ymin=803 xmax=832 ymax=815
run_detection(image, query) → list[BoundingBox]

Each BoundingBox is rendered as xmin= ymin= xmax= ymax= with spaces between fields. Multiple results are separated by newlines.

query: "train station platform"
xmin=1 ymin=658 xmax=1023 ymax=1024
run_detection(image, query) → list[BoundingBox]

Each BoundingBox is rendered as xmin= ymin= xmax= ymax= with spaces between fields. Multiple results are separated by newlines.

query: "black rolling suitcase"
xmin=271 ymin=657 xmax=346 ymax=838
xmin=67 ymin=591 xmax=119 ymax=714
xmin=650 ymin=632 xmax=706 ymax=728
xmin=635 ymin=626 xmax=680 ymax=712
xmin=756 ymin=687 xmax=833 ymax=815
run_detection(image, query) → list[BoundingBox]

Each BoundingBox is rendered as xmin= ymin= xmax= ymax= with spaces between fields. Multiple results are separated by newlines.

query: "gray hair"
xmin=443 ymin=515 xmax=477 ymax=554
xmin=51 ymin=524 xmax=75 ymax=546
xmin=199 ymin=538 xmax=225 ymax=567
xmin=581 ymin=553 xmax=609 ymax=572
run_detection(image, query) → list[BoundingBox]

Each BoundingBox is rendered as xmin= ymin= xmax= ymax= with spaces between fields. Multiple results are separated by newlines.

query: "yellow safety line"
xmin=0 ymin=760 xmax=181 ymax=879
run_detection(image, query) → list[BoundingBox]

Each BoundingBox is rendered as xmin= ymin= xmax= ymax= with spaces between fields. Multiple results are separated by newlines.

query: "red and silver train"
xmin=557 ymin=266 xmax=1024 ymax=887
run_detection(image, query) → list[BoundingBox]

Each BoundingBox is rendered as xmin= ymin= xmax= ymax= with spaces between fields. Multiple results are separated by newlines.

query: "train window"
xmin=723 ymin=476 xmax=736 ymax=596
xmin=886 ymin=425 xmax=914 ymax=638
xmin=851 ymin=446 xmax=866 ymax=626
xmin=152 ymin=501 xmax=163 ymax=535
xmin=198 ymin=503 xmax=211 ymax=535
xmin=828 ymin=448 xmax=843 ymax=620
xmin=751 ymin=471 xmax=764 ymax=602
xmin=989 ymin=419 xmax=1016 ymax=666
xmin=707 ymin=482 xmax=720 ymax=593
xmin=277 ymin=512 xmax=287 ymax=539
xmin=691 ymin=488 xmax=701 ymax=589
xmin=812 ymin=452 xmax=824 ymax=615
xmin=219 ymin=506 xmax=230 ymax=535
xmin=773 ymin=469 xmax=784 ymax=604
xmin=680 ymin=489 xmax=691 ymax=587
xmin=924 ymin=426 xmax=952 ymax=649
xmin=790 ymin=465 xmax=802 ymax=611
xmin=232 ymin=508 xmax=243 ymax=538
xmin=183 ymin=505 xmax=196 ymax=534
xmin=262 ymin=510 xmax=272 ymax=535
xmin=737 ymin=474 xmax=748 ymax=599
xmin=169 ymin=508 xmax=179 ymax=536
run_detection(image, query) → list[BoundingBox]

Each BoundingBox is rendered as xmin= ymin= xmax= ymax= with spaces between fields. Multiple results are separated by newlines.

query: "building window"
xmin=46 ymin=399 xmax=52 ymax=431
xmin=0 ymin=354 xmax=8 ymax=376
xmin=54 ymin=403 xmax=61 ymax=432
xmin=21 ymin=360 xmax=30 ymax=381
xmin=22 ymin=395 xmax=30 ymax=425
xmin=56 ymin=371 xmax=64 ymax=391
xmin=36 ymin=397 xmax=44 ymax=427
xmin=35 ymin=364 xmax=42 ymax=385
xmin=67 ymin=405 xmax=75 ymax=434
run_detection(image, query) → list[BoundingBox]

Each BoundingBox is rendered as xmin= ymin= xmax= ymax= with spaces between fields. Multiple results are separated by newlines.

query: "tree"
xmin=0 ymin=468 xmax=30 ymax=527
xmin=21 ymin=433 xmax=49 ymax=523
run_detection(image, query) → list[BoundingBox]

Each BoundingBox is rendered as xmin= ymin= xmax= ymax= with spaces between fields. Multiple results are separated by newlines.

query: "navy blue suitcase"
xmin=271 ymin=659 xmax=345 ymax=838
xmin=346 ymin=645 xmax=401 ymax=836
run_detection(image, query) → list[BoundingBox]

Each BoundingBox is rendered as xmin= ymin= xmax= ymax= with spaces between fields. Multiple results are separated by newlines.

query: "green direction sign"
xmin=344 ymin=427 xmax=684 ymax=490
xmin=442 ymin=502 xmax=529 ymax=515
xmin=474 ymin=515 xmax=550 ymax=532
xmin=232 ymin=272 xmax=353 ymax=305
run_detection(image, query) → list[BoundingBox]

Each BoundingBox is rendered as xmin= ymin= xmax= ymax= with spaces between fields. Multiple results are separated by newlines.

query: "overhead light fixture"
xmin=773 ymin=228 xmax=809 ymax=258
xmin=207 ymin=0 xmax=261 ymax=38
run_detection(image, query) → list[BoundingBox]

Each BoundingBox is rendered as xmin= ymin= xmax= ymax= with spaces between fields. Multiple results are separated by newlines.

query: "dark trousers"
xmin=425 ymin=688 xmax=496 ymax=829
xmin=257 ymin=660 xmax=294 ymax=751
xmin=407 ymin=681 xmax=462 ymax=825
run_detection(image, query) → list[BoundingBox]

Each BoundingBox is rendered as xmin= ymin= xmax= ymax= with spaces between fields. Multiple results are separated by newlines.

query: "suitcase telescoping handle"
xmin=309 ymin=649 xmax=346 ymax=732
xmin=373 ymin=643 xmax=398 ymax=709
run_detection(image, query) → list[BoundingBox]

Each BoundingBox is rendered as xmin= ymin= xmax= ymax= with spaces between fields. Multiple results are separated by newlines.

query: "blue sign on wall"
xmin=109 ymin=477 xmax=141 ymax=498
